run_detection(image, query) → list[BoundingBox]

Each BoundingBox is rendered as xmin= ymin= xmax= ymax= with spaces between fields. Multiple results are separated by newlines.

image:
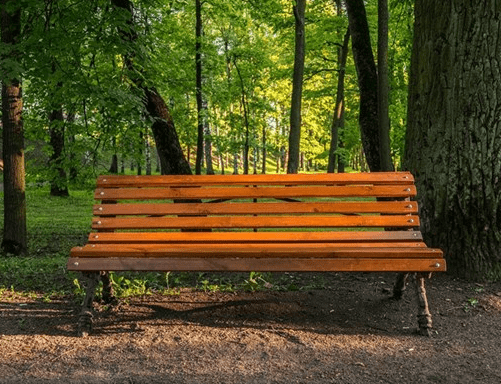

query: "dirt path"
xmin=1 ymin=273 xmax=500 ymax=383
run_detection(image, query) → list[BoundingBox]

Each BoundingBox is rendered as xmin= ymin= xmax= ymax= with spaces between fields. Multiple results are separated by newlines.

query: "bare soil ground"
xmin=1 ymin=272 xmax=501 ymax=384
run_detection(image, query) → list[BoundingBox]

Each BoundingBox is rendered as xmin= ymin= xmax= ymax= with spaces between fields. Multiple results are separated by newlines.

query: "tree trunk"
xmin=195 ymin=0 xmax=204 ymax=174
xmin=405 ymin=0 xmax=501 ymax=279
xmin=262 ymin=124 xmax=267 ymax=174
xmin=287 ymin=0 xmax=306 ymax=174
xmin=111 ymin=0 xmax=191 ymax=176
xmin=109 ymin=137 xmax=118 ymax=174
xmin=345 ymin=0 xmax=381 ymax=172
xmin=1 ymin=0 xmax=27 ymax=255
xmin=49 ymin=106 xmax=69 ymax=196
xmin=328 ymin=27 xmax=350 ymax=173
xmin=377 ymin=0 xmax=393 ymax=171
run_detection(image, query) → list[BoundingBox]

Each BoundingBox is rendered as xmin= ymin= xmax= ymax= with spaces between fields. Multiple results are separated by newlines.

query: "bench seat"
xmin=68 ymin=171 xmax=445 ymax=336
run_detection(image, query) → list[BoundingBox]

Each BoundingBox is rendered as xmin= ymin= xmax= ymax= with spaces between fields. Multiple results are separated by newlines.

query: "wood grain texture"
xmin=67 ymin=256 xmax=446 ymax=272
xmin=95 ymin=185 xmax=416 ymax=200
xmin=91 ymin=215 xmax=420 ymax=230
xmin=71 ymin=244 xmax=443 ymax=258
xmin=93 ymin=201 xmax=418 ymax=216
xmin=96 ymin=172 xmax=415 ymax=187
xmin=87 ymin=230 xmax=424 ymax=243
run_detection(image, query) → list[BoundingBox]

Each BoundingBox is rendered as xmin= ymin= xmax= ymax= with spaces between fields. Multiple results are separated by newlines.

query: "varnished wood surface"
xmin=91 ymin=215 xmax=420 ymax=230
xmin=87 ymin=230 xmax=424 ymax=243
xmin=96 ymin=172 xmax=415 ymax=187
xmin=93 ymin=201 xmax=418 ymax=216
xmin=94 ymin=185 xmax=417 ymax=200
xmin=69 ymin=172 xmax=446 ymax=275
xmin=67 ymin=256 xmax=446 ymax=272
xmin=71 ymin=243 xmax=443 ymax=258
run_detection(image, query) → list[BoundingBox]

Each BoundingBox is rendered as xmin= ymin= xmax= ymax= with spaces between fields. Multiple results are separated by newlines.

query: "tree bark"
xmin=405 ymin=0 xmax=501 ymax=279
xmin=111 ymin=0 xmax=191 ymax=175
xmin=345 ymin=0 xmax=381 ymax=172
xmin=1 ymin=0 xmax=27 ymax=255
xmin=377 ymin=0 xmax=393 ymax=171
xmin=287 ymin=0 xmax=306 ymax=174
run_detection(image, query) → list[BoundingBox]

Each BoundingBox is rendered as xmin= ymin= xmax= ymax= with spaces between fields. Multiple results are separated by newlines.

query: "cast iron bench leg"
xmin=416 ymin=273 xmax=432 ymax=336
xmin=78 ymin=272 xmax=100 ymax=337
xmin=100 ymin=271 xmax=117 ymax=305
xmin=392 ymin=272 xmax=410 ymax=300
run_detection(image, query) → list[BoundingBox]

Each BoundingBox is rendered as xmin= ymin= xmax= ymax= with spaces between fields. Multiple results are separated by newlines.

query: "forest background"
xmin=1 ymin=0 xmax=500 ymax=282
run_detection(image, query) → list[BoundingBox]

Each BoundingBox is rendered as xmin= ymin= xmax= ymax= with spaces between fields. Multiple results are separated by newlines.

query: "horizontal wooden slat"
xmin=93 ymin=201 xmax=418 ymax=216
xmin=96 ymin=172 xmax=415 ymax=188
xmin=67 ymin=257 xmax=446 ymax=272
xmin=88 ymin=230 xmax=424 ymax=244
xmin=95 ymin=185 xmax=416 ymax=201
xmin=71 ymin=244 xmax=442 ymax=259
xmin=92 ymin=215 xmax=420 ymax=230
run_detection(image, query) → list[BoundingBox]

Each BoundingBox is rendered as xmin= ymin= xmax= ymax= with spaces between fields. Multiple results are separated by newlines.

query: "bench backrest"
xmin=88 ymin=172 xmax=422 ymax=245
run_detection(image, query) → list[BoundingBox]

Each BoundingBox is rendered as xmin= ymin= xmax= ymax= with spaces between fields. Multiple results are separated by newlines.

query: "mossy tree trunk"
xmin=405 ymin=0 xmax=501 ymax=279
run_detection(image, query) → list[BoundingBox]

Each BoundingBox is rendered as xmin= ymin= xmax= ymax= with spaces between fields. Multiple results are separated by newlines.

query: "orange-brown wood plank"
xmin=88 ymin=230 xmax=424 ymax=243
xmin=96 ymin=172 xmax=415 ymax=188
xmin=95 ymin=185 xmax=416 ymax=201
xmin=93 ymin=201 xmax=418 ymax=216
xmin=67 ymin=257 xmax=446 ymax=272
xmin=71 ymin=244 xmax=442 ymax=259
xmin=91 ymin=215 xmax=420 ymax=230
xmin=79 ymin=242 xmax=426 ymax=251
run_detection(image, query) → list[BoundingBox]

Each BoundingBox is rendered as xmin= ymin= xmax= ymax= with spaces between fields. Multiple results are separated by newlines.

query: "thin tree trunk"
xmin=109 ymin=137 xmax=118 ymax=174
xmin=345 ymin=0 xmax=381 ymax=172
xmin=1 ymin=0 xmax=27 ymax=255
xmin=195 ymin=0 xmax=204 ymax=174
xmin=287 ymin=0 xmax=306 ymax=174
xmin=377 ymin=0 xmax=393 ymax=171
xmin=233 ymin=57 xmax=250 ymax=174
xmin=262 ymin=124 xmax=267 ymax=174
xmin=328 ymin=27 xmax=350 ymax=173
xmin=49 ymin=106 xmax=69 ymax=196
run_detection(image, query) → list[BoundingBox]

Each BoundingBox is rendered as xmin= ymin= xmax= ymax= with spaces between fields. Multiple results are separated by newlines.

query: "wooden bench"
xmin=68 ymin=171 xmax=446 ymax=336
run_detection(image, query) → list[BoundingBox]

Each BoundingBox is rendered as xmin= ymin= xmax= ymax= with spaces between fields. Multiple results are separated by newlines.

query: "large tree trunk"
xmin=1 ymin=0 xmax=27 ymax=255
xmin=111 ymin=0 xmax=191 ymax=175
xmin=405 ymin=0 xmax=501 ymax=279
xmin=345 ymin=0 xmax=381 ymax=172
xmin=287 ymin=0 xmax=306 ymax=174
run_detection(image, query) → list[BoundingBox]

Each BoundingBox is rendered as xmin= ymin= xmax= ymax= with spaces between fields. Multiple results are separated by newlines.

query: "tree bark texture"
xmin=405 ymin=0 xmax=501 ymax=279
xmin=287 ymin=0 xmax=306 ymax=174
xmin=345 ymin=0 xmax=381 ymax=172
xmin=111 ymin=0 xmax=191 ymax=175
xmin=1 ymin=0 xmax=27 ymax=255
